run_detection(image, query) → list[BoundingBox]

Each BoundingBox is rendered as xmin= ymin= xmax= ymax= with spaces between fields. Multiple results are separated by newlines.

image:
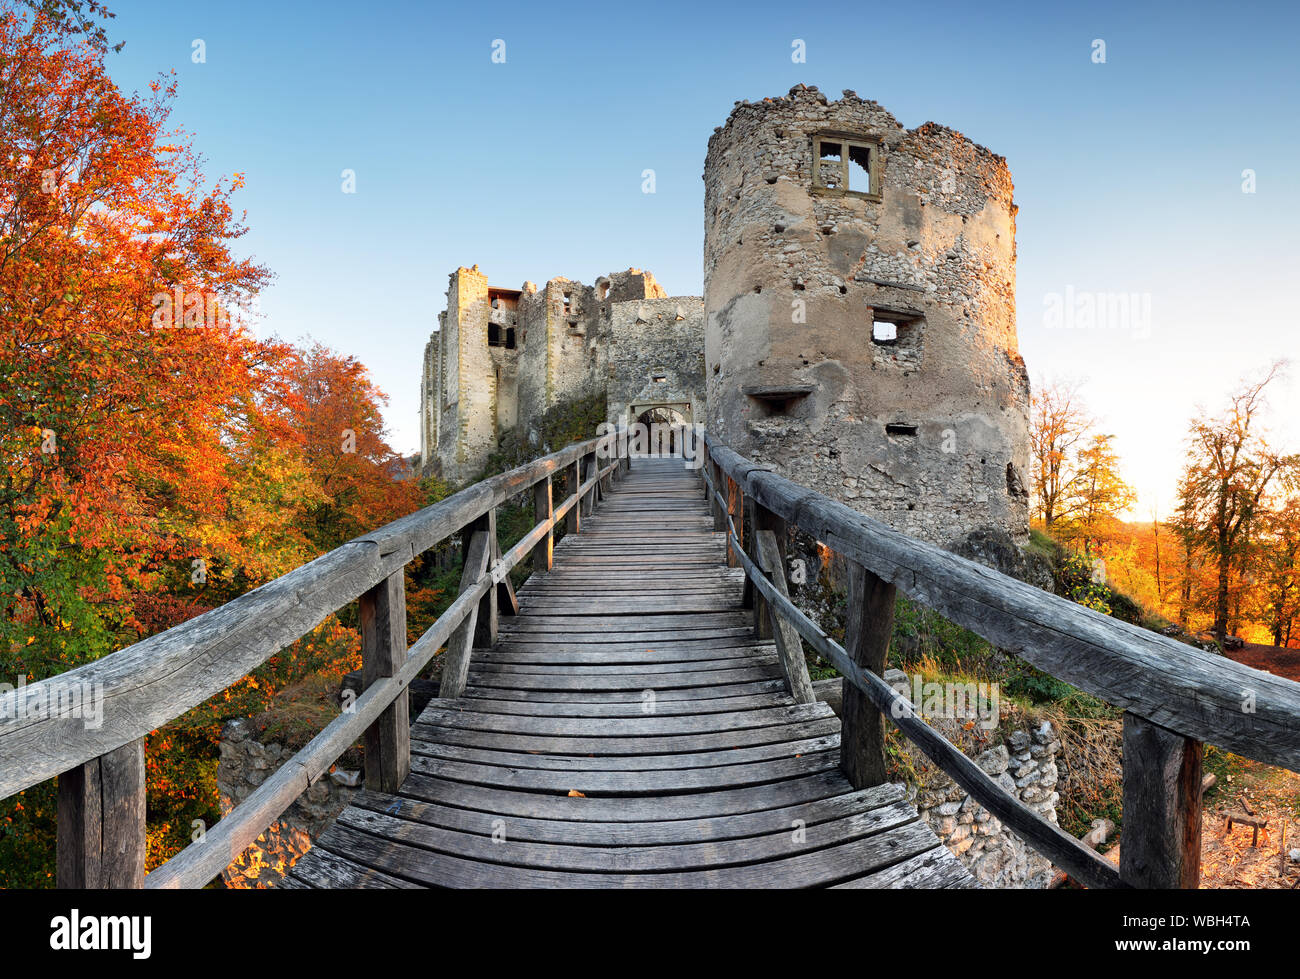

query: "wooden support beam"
xmin=709 ymin=460 xmax=726 ymax=532
xmin=360 ymin=569 xmax=409 ymax=793
xmin=749 ymin=502 xmax=792 ymax=640
xmin=582 ymin=455 xmax=598 ymax=516
xmin=1120 ymin=712 xmax=1202 ymax=888
xmin=460 ymin=509 xmax=499 ymax=648
xmin=57 ymin=739 xmax=146 ymax=888
xmin=756 ymin=530 xmax=816 ymax=704
xmin=493 ymin=528 xmax=519 ymax=618
xmin=566 ymin=461 xmax=581 ymax=535
xmin=531 ymin=477 xmax=553 ymax=575
xmin=727 ymin=476 xmax=744 ymax=571
xmin=439 ymin=530 xmax=492 ymax=700
xmin=841 ymin=559 xmax=896 ymax=789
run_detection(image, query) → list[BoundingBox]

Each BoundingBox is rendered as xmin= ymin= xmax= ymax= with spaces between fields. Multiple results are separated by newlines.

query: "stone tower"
xmin=703 ymin=85 xmax=1030 ymax=547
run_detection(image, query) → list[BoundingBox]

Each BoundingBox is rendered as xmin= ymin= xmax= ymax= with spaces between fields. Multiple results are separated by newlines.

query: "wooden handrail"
xmin=701 ymin=462 xmax=1122 ymax=888
xmin=701 ymin=434 xmax=1300 ymax=888
xmin=0 ymin=435 xmax=610 ymax=801
xmin=0 ymin=431 xmax=628 ymax=888
xmin=704 ymin=437 xmax=1300 ymax=774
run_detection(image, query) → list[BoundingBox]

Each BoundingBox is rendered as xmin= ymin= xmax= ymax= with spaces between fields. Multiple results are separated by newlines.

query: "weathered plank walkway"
xmin=285 ymin=457 xmax=975 ymax=888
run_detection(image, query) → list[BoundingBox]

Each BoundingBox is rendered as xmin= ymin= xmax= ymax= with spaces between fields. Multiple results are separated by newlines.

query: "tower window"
xmin=488 ymin=324 xmax=516 ymax=349
xmin=812 ymin=133 xmax=882 ymax=200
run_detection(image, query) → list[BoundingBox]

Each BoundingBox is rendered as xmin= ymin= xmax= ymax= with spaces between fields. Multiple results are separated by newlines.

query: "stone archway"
xmin=630 ymin=403 xmax=692 ymax=456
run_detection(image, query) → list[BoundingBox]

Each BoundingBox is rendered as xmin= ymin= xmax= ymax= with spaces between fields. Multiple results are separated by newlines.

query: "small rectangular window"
xmin=813 ymin=133 xmax=882 ymax=198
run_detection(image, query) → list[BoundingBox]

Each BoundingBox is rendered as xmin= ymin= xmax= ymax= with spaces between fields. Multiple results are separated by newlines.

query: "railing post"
xmin=360 ymin=568 xmax=409 ymax=793
xmin=532 ymin=475 xmax=553 ymax=574
xmin=1120 ymin=713 xmax=1203 ymax=888
xmin=567 ymin=460 xmax=582 ymax=535
xmin=841 ymin=559 xmax=896 ymax=789
xmin=57 ymin=739 xmax=146 ymax=888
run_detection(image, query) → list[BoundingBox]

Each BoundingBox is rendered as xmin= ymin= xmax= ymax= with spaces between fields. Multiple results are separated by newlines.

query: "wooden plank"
xmin=455 ymin=688 xmax=791 ymax=715
xmin=287 ymin=843 xmax=422 ymax=889
xmin=332 ymin=799 xmax=918 ymax=874
xmin=57 ymin=739 xmax=146 ymax=888
xmin=407 ymin=733 xmax=842 ymax=774
xmin=356 ymin=781 xmax=902 ymax=848
xmin=833 ymin=845 xmax=977 ymax=889
xmin=360 ymin=569 xmax=409 ymax=794
xmin=1120 ymin=712 xmax=1202 ymax=888
xmin=841 ymin=559 xmax=896 ymax=789
xmin=409 ymin=715 xmax=843 ymax=756
xmin=414 ymin=701 xmax=835 ymax=739
xmin=407 ymin=748 xmax=841 ymax=794
xmin=306 ymin=814 xmax=941 ymax=888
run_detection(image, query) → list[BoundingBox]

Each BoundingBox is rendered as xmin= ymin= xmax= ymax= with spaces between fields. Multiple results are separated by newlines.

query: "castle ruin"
xmin=420 ymin=85 xmax=1030 ymax=548
xmin=421 ymin=267 xmax=705 ymax=483
xmin=704 ymin=85 xmax=1030 ymax=547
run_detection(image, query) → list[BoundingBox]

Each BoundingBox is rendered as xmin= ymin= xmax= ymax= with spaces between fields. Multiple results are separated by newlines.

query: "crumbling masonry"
xmin=421 ymin=85 xmax=1030 ymax=548
xmin=703 ymin=85 xmax=1030 ymax=546
xmin=421 ymin=267 xmax=705 ymax=484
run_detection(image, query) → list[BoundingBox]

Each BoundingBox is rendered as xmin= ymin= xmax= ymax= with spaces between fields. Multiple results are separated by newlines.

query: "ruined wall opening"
xmin=631 ymin=405 xmax=691 ymax=456
xmin=869 ymin=309 xmax=924 ymax=369
xmin=812 ymin=132 xmax=882 ymax=199
xmin=487 ymin=324 xmax=516 ymax=349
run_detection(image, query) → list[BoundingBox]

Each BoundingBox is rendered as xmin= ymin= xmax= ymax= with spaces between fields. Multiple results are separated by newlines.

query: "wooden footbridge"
xmin=3 ymin=431 xmax=1300 ymax=889
xmin=283 ymin=458 xmax=974 ymax=888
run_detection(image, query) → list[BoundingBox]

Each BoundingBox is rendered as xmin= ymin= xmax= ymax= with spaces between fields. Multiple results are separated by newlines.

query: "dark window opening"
xmin=885 ymin=423 xmax=919 ymax=437
xmin=488 ymin=324 xmax=516 ymax=349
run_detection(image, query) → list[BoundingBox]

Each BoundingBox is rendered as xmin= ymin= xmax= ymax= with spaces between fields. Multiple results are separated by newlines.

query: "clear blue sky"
xmin=102 ymin=0 xmax=1299 ymax=515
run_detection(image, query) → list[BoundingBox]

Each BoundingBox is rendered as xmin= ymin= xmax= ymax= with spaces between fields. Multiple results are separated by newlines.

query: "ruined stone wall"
xmin=423 ymin=266 xmax=702 ymax=479
xmin=217 ymin=718 xmax=359 ymax=888
xmin=419 ymin=328 xmax=439 ymax=469
xmin=910 ymin=722 xmax=1062 ymax=888
xmin=703 ymin=85 xmax=1030 ymax=547
xmin=606 ymin=297 xmax=706 ymax=428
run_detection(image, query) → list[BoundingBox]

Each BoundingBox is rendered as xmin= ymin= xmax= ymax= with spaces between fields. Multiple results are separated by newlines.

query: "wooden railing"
xmin=0 ymin=433 xmax=629 ymax=888
xmin=701 ymin=435 xmax=1300 ymax=889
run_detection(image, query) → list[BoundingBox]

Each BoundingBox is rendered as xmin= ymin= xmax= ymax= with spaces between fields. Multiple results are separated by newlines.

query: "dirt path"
xmin=1225 ymin=641 xmax=1300 ymax=682
xmin=1199 ymin=756 xmax=1300 ymax=889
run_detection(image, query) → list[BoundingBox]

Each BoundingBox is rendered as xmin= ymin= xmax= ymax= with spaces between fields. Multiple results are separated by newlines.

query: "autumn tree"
xmin=1176 ymin=363 xmax=1294 ymax=639
xmin=0 ymin=5 xmax=284 ymax=680
xmin=1029 ymin=377 xmax=1095 ymax=528
xmin=1055 ymin=433 xmax=1137 ymax=555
